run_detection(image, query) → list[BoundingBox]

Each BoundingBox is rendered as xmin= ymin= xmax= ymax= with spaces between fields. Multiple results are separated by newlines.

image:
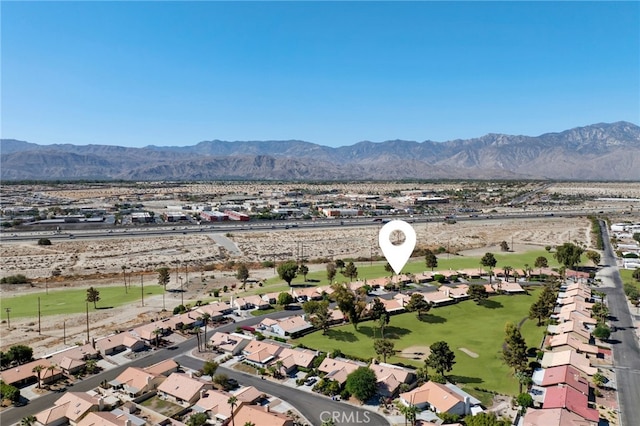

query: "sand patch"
xmin=459 ymin=347 xmax=479 ymax=358
xmin=399 ymin=345 xmax=431 ymax=361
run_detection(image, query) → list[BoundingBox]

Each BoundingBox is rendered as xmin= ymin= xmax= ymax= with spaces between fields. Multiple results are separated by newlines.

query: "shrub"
xmin=0 ymin=274 xmax=29 ymax=284
xmin=37 ymin=238 xmax=52 ymax=246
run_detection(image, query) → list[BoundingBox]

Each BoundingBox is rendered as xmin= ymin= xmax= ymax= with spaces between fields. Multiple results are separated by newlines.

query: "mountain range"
xmin=1 ymin=121 xmax=639 ymax=181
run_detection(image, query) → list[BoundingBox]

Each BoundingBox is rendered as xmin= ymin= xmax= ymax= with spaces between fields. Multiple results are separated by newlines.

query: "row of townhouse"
xmin=522 ymin=281 xmax=605 ymax=426
xmin=33 ymin=357 xmax=293 ymax=426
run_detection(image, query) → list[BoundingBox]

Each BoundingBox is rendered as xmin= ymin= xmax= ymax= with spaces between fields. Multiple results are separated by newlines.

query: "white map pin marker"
xmin=378 ymin=220 xmax=417 ymax=275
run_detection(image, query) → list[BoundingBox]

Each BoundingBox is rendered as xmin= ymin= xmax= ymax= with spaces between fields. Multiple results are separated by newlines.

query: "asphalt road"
xmin=598 ymin=221 xmax=640 ymax=426
xmin=176 ymin=356 xmax=389 ymax=426
xmin=1 ymin=309 xmax=389 ymax=426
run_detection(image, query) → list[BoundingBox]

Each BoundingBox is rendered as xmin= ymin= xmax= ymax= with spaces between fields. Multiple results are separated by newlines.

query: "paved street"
xmin=177 ymin=356 xmax=389 ymax=426
xmin=0 ymin=308 xmax=389 ymax=426
xmin=597 ymin=221 xmax=640 ymax=426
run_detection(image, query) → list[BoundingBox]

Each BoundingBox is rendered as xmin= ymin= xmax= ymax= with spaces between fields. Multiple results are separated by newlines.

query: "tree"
xmin=7 ymin=345 xmax=33 ymax=364
xmin=37 ymin=238 xmax=51 ymax=246
xmin=481 ymin=252 xmax=497 ymax=283
xmin=426 ymin=341 xmax=456 ymax=377
xmin=121 ymin=265 xmax=129 ymax=293
xmin=503 ymin=265 xmax=513 ymax=282
xmin=332 ymin=283 xmax=356 ymax=323
xmin=500 ymin=240 xmax=510 ymax=252
xmin=342 ymin=261 xmax=358 ymax=281
xmin=157 ymin=267 xmax=170 ymax=286
xmin=277 ymin=261 xmax=298 ymax=286
xmin=202 ymin=360 xmax=219 ymax=376
xmin=515 ymin=393 xmax=534 ymax=414
xmin=152 ymin=328 xmax=162 ymax=348
xmin=633 ymin=268 xmax=640 ymax=283
xmin=187 ymin=413 xmax=209 ymax=426
xmin=468 ymin=284 xmax=488 ymax=304
xmin=515 ymin=370 xmax=533 ymax=394
xmin=425 ymin=249 xmax=438 ymax=271
xmin=298 ymin=263 xmax=309 ymax=281
xmin=369 ymin=298 xmax=388 ymax=336
xmin=227 ymin=395 xmax=238 ymax=426
xmin=335 ymin=259 xmax=345 ymax=270
xmin=399 ymin=402 xmax=418 ymax=426
xmin=200 ymin=313 xmax=211 ymax=349
xmin=213 ymin=373 xmax=233 ymax=390
xmin=326 ymin=262 xmax=337 ymax=283
xmin=529 ymin=299 xmax=550 ymax=326
xmin=503 ymin=322 xmax=528 ymax=375
xmin=85 ymin=359 xmax=98 ymax=374
xmin=405 ymin=293 xmax=431 ymax=318
xmin=633 ymin=232 xmax=640 ymax=243
xmin=0 ymin=380 xmax=20 ymax=402
xmin=277 ymin=292 xmax=294 ymax=306
xmin=86 ymin=287 xmax=100 ymax=309
xmin=593 ymin=323 xmax=611 ymax=340
xmin=592 ymin=372 xmax=607 ymax=388
xmin=303 ymin=300 xmax=332 ymax=334
xmin=345 ymin=367 xmax=377 ymax=402
xmin=374 ymin=339 xmax=395 ymax=363
xmin=193 ymin=326 xmax=202 ymax=352
xmin=236 ymin=264 xmax=249 ymax=289
xmin=463 ymin=412 xmax=510 ymax=426
xmin=384 ymin=262 xmax=394 ymax=277
xmin=554 ymin=242 xmax=584 ymax=269
xmin=32 ymin=364 xmax=45 ymax=389
xmin=20 ymin=416 xmax=37 ymax=426
xmin=585 ymin=251 xmax=601 ymax=266
xmin=534 ymin=256 xmax=548 ymax=275
xmin=591 ymin=302 xmax=609 ymax=323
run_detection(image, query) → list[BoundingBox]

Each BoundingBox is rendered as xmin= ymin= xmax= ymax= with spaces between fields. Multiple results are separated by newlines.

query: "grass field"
xmin=620 ymin=269 xmax=640 ymax=293
xmin=1 ymin=284 xmax=165 ymax=318
xmin=266 ymin=249 xmax=562 ymax=287
xmin=295 ymin=289 xmax=544 ymax=396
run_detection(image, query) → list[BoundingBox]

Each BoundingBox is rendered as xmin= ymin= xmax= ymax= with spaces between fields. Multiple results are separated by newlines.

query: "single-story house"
xmin=157 ymin=373 xmax=213 ymax=405
xmin=0 ymin=358 xmax=63 ymax=388
xmin=232 ymin=295 xmax=270 ymax=310
xmin=108 ymin=367 xmax=165 ymax=397
xmin=369 ymin=361 xmax=414 ymax=397
xmin=144 ymin=359 xmax=179 ymax=377
xmin=523 ymin=407 xmax=598 ymax=426
xmin=318 ymin=357 xmax=364 ymax=385
xmin=192 ymin=389 xmax=234 ymax=422
xmin=231 ymin=405 xmax=293 ymax=426
xmin=542 ymin=385 xmax=599 ymax=422
xmin=35 ymin=392 xmax=104 ymax=426
xmin=209 ymin=332 xmax=252 ymax=355
xmin=269 ymin=316 xmax=314 ymax=338
xmin=275 ymin=347 xmax=318 ymax=374
xmin=242 ymin=340 xmax=283 ymax=367
xmin=540 ymin=350 xmax=597 ymax=376
xmin=94 ymin=332 xmax=146 ymax=356
xmin=399 ymin=381 xmax=474 ymax=416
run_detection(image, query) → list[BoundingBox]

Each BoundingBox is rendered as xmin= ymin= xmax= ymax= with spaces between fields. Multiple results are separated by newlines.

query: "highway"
xmin=0 ymin=309 xmax=390 ymax=426
xmin=2 ymin=208 xmax=635 ymax=243
xmin=598 ymin=221 xmax=640 ymax=426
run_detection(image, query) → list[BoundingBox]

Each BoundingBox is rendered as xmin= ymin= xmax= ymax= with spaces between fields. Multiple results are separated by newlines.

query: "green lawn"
xmin=295 ymin=289 xmax=544 ymax=396
xmin=620 ymin=269 xmax=640 ymax=293
xmin=1 ymin=284 xmax=165 ymax=318
xmin=266 ymin=249 xmax=562 ymax=287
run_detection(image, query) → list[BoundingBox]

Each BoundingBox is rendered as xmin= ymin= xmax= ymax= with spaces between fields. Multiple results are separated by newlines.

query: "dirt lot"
xmin=0 ymin=216 xmax=590 ymax=357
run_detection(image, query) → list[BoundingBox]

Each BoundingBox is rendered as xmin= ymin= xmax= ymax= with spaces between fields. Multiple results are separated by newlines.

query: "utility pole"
xmin=179 ymin=277 xmax=184 ymax=306
xmin=5 ymin=308 xmax=10 ymax=329
xmin=85 ymin=302 xmax=90 ymax=342
xmin=45 ymin=276 xmax=48 ymax=295
xmin=38 ymin=296 xmax=41 ymax=335
xmin=140 ymin=273 xmax=144 ymax=307
xmin=63 ymin=320 xmax=66 ymax=345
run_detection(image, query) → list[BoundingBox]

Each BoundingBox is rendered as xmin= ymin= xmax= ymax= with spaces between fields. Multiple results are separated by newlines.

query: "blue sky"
xmin=1 ymin=1 xmax=638 ymax=148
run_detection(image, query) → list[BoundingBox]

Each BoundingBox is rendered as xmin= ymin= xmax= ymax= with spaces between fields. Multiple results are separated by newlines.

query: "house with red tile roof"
xmin=209 ymin=332 xmax=252 ymax=355
xmin=399 ymin=381 xmax=471 ymax=416
xmin=318 ymin=357 xmax=364 ymax=385
xmin=369 ymin=361 xmax=414 ymax=397
xmin=547 ymin=333 xmax=599 ymax=356
xmin=35 ymin=392 xmax=104 ymax=426
xmin=157 ymin=373 xmax=213 ymax=405
xmin=94 ymin=332 xmax=146 ymax=356
xmin=232 ymin=404 xmax=294 ymax=426
xmin=536 ymin=365 xmax=591 ymax=395
xmin=143 ymin=359 xmax=179 ymax=377
xmin=542 ymin=385 xmax=599 ymax=422
xmin=192 ymin=389 xmax=234 ymax=422
xmin=242 ymin=340 xmax=283 ymax=366
xmin=523 ymin=407 xmax=598 ymax=426
xmin=541 ymin=350 xmax=597 ymax=376
xmin=108 ymin=367 xmax=165 ymax=397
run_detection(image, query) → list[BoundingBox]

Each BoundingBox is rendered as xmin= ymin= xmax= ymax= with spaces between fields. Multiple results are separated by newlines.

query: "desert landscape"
xmin=0 ymin=216 xmax=591 ymax=357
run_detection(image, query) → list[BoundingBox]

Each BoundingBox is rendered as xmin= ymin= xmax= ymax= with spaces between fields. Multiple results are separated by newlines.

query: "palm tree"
xmin=32 ymin=364 xmax=45 ymax=389
xmin=243 ymin=423 xmax=255 ymax=426
xmin=193 ymin=326 xmax=202 ymax=352
xmin=201 ymin=313 xmax=211 ymax=350
xmin=399 ymin=402 xmax=418 ymax=426
xmin=503 ymin=265 xmax=513 ymax=283
xmin=20 ymin=416 xmax=36 ymax=426
xmin=85 ymin=359 xmax=98 ymax=374
xmin=275 ymin=360 xmax=284 ymax=378
xmin=45 ymin=364 xmax=57 ymax=387
xmin=227 ymin=396 xmax=238 ymax=426
xmin=152 ymin=327 xmax=162 ymax=348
